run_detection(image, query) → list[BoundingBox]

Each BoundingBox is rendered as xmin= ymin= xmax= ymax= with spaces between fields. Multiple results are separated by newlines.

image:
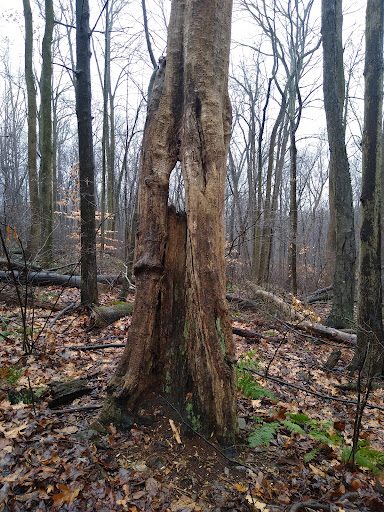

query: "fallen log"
xmin=89 ymin=302 xmax=134 ymax=327
xmin=0 ymin=271 xmax=124 ymax=289
xmin=245 ymin=283 xmax=356 ymax=346
xmin=0 ymin=258 xmax=42 ymax=272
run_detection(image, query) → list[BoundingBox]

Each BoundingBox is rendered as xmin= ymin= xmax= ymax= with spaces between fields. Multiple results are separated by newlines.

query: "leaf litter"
xmin=0 ymin=285 xmax=383 ymax=511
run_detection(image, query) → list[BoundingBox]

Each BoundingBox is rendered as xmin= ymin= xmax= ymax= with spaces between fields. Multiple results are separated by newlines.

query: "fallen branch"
xmin=301 ymin=285 xmax=333 ymax=304
xmin=246 ymin=283 xmax=356 ymax=346
xmin=248 ymin=368 xmax=384 ymax=411
xmin=68 ymin=343 xmax=126 ymax=350
xmin=288 ymin=501 xmax=330 ymax=512
xmin=0 ymin=271 xmax=124 ymax=289
xmin=49 ymin=302 xmax=76 ymax=327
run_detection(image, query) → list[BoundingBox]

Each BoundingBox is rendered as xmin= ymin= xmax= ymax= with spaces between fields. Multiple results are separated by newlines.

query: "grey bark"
xmin=322 ymin=0 xmax=356 ymax=328
xmin=75 ymin=0 xmax=98 ymax=305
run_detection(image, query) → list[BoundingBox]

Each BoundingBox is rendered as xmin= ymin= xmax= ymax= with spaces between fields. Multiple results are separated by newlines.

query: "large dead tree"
xmin=98 ymin=0 xmax=237 ymax=444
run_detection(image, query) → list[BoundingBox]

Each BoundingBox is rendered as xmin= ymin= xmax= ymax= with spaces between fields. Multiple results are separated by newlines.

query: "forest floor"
xmin=0 ymin=283 xmax=384 ymax=511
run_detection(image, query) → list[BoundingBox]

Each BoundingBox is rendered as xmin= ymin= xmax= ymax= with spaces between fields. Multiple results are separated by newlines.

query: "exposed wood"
xmin=50 ymin=404 xmax=102 ymax=415
xmin=89 ymin=303 xmax=134 ymax=328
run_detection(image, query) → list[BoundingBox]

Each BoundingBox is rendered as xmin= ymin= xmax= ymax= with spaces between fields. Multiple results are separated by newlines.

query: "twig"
xmin=247 ymin=368 xmax=384 ymax=411
xmin=288 ymin=501 xmax=330 ymax=512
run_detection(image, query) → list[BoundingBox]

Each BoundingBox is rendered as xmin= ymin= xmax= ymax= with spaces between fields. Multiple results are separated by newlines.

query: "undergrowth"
xmin=237 ymin=353 xmax=384 ymax=475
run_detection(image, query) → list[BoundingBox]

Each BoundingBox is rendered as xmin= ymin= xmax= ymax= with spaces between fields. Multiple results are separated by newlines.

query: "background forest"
xmin=0 ymin=0 xmax=366 ymax=294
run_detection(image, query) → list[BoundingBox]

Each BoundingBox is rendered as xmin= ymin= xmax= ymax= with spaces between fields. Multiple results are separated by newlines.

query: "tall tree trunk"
xmin=40 ymin=0 xmax=54 ymax=266
xmin=322 ymin=0 xmax=356 ymax=328
xmin=75 ymin=0 xmax=98 ymax=306
xmin=99 ymin=0 xmax=237 ymax=444
xmin=289 ymin=87 xmax=298 ymax=296
xmin=352 ymin=0 xmax=384 ymax=375
xmin=22 ymin=0 xmax=41 ymax=261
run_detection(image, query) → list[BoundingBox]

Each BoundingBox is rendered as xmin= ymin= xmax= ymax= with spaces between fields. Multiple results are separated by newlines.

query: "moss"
xmin=164 ymin=370 xmax=171 ymax=394
xmin=216 ymin=317 xmax=226 ymax=357
xmin=183 ymin=320 xmax=190 ymax=339
xmin=186 ymin=402 xmax=201 ymax=431
xmin=174 ymin=286 xmax=179 ymax=302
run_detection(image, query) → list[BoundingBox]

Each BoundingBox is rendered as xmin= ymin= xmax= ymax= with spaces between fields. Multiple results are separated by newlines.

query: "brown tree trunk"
xmin=99 ymin=0 xmax=237 ymax=444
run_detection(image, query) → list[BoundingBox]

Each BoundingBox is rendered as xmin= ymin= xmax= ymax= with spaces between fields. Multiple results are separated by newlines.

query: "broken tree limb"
xmin=245 ymin=283 xmax=356 ymax=346
xmin=301 ymin=285 xmax=333 ymax=304
xmin=0 ymin=258 xmax=42 ymax=272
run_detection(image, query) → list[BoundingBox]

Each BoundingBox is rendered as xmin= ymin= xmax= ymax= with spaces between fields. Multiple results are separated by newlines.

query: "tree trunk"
xmin=351 ymin=0 xmax=384 ymax=375
xmin=76 ymin=0 xmax=99 ymax=306
xmin=99 ymin=0 xmax=237 ymax=444
xmin=22 ymin=0 xmax=41 ymax=261
xmin=322 ymin=0 xmax=356 ymax=329
xmin=40 ymin=0 xmax=54 ymax=266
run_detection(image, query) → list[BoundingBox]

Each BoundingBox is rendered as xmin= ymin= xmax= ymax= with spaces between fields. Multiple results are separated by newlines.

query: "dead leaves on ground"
xmin=0 ymin=287 xmax=383 ymax=510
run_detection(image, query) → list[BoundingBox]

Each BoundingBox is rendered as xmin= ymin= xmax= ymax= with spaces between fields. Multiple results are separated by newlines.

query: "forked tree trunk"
xmin=100 ymin=0 xmax=237 ymax=444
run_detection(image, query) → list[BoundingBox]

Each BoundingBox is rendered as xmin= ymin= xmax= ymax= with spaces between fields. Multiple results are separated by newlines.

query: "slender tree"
xmin=98 ymin=0 xmax=237 ymax=444
xmin=40 ymin=0 xmax=54 ymax=265
xmin=75 ymin=0 xmax=98 ymax=305
xmin=322 ymin=0 xmax=355 ymax=328
xmin=22 ymin=0 xmax=41 ymax=260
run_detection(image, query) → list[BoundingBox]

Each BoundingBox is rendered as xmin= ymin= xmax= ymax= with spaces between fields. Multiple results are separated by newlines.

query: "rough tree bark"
xmin=351 ymin=0 xmax=384 ymax=375
xmin=99 ymin=0 xmax=237 ymax=444
xmin=40 ymin=0 xmax=54 ymax=266
xmin=76 ymin=0 xmax=98 ymax=305
xmin=322 ymin=0 xmax=356 ymax=328
xmin=22 ymin=0 xmax=41 ymax=261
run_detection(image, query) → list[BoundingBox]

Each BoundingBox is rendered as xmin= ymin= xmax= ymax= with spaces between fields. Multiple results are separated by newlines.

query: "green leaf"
xmin=248 ymin=422 xmax=279 ymax=448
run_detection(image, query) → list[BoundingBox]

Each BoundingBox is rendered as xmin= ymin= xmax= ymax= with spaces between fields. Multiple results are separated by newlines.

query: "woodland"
xmin=0 ymin=0 xmax=384 ymax=511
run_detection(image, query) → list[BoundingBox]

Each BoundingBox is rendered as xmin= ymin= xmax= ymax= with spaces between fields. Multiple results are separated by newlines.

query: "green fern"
xmin=281 ymin=419 xmax=305 ymax=435
xmin=248 ymin=422 xmax=279 ymax=448
xmin=288 ymin=413 xmax=313 ymax=425
xmin=342 ymin=444 xmax=384 ymax=474
xmin=237 ymin=355 xmax=278 ymax=401
xmin=304 ymin=447 xmax=320 ymax=463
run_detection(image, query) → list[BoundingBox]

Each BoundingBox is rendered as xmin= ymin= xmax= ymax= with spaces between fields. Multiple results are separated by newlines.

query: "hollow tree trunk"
xmin=100 ymin=0 xmax=237 ymax=444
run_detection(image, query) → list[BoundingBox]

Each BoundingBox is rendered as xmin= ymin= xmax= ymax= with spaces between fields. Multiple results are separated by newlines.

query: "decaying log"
xmin=89 ymin=302 xmax=134 ymax=327
xmin=232 ymin=327 xmax=259 ymax=339
xmin=245 ymin=283 xmax=356 ymax=346
xmin=48 ymin=379 xmax=92 ymax=408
